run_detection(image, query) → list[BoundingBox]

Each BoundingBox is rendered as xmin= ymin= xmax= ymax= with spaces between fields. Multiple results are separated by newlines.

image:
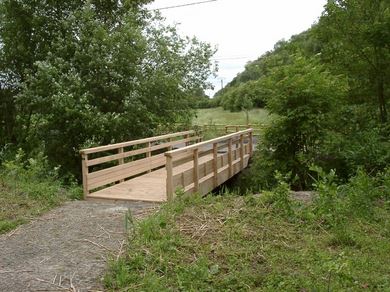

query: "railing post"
xmin=240 ymin=134 xmax=244 ymax=169
xmin=185 ymin=134 xmax=190 ymax=146
xmin=166 ymin=154 xmax=174 ymax=201
xmin=81 ymin=153 xmax=89 ymax=199
xmin=118 ymin=147 xmax=124 ymax=182
xmin=213 ymin=142 xmax=218 ymax=188
xmin=193 ymin=148 xmax=199 ymax=193
xmin=249 ymin=130 xmax=253 ymax=156
xmin=225 ymin=126 xmax=228 ymax=134
xmin=236 ymin=126 xmax=239 ymax=132
xmin=146 ymin=142 xmax=151 ymax=173
xmin=168 ymin=137 xmax=173 ymax=151
xmin=228 ymin=138 xmax=233 ymax=177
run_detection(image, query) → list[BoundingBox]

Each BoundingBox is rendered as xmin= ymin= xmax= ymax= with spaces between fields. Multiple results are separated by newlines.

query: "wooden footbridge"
xmin=80 ymin=128 xmax=254 ymax=202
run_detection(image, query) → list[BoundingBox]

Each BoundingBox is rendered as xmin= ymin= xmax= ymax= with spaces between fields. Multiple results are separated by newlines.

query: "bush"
xmin=0 ymin=150 xmax=82 ymax=234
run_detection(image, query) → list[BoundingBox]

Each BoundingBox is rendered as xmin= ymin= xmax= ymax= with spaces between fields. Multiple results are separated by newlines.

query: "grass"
xmin=194 ymin=107 xmax=271 ymax=126
xmin=0 ymin=152 xmax=82 ymax=234
xmin=104 ymin=188 xmax=390 ymax=291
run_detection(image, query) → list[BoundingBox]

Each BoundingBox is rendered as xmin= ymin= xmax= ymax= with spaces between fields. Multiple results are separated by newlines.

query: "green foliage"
xmin=0 ymin=150 xmax=82 ymax=234
xmin=105 ymin=171 xmax=390 ymax=290
xmin=260 ymin=172 xmax=294 ymax=218
xmin=316 ymin=0 xmax=390 ymax=123
xmin=0 ymin=1 xmax=215 ymax=178
xmin=249 ymin=54 xmax=348 ymax=190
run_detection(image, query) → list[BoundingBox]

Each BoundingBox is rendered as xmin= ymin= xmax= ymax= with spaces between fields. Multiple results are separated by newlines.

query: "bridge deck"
xmin=86 ymin=154 xmax=213 ymax=202
xmin=80 ymin=129 xmax=253 ymax=203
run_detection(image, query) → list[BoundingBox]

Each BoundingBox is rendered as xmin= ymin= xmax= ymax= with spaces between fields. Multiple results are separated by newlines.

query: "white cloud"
xmin=148 ymin=0 xmax=327 ymax=96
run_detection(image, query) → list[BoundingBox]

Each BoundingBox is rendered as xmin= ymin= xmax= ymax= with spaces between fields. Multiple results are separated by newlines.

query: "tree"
xmin=316 ymin=0 xmax=390 ymax=123
xmin=255 ymin=54 xmax=348 ymax=189
xmin=0 ymin=1 xmax=215 ymax=176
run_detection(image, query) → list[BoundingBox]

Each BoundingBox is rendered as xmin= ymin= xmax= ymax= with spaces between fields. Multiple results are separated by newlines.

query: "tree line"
xmin=216 ymin=0 xmax=389 ymax=190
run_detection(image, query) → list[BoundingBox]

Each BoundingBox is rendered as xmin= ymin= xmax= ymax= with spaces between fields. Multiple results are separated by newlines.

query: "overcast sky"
xmin=147 ymin=0 xmax=327 ymax=96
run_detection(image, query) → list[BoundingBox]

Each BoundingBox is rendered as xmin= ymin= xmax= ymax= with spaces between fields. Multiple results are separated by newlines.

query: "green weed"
xmin=105 ymin=171 xmax=390 ymax=290
xmin=0 ymin=150 xmax=82 ymax=234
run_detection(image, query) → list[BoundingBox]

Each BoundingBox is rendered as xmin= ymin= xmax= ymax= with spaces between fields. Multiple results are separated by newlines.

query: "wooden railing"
xmin=80 ymin=130 xmax=200 ymax=198
xmin=165 ymin=129 xmax=253 ymax=200
xmin=197 ymin=124 xmax=265 ymax=136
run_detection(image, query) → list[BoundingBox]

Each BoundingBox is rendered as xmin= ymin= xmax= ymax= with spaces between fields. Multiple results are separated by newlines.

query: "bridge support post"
xmin=118 ymin=147 xmax=125 ymax=182
xmin=213 ymin=142 xmax=218 ymax=188
xmin=81 ymin=153 xmax=89 ymax=199
xmin=249 ymin=131 xmax=253 ymax=156
xmin=228 ymin=138 xmax=233 ymax=177
xmin=166 ymin=154 xmax=174 ymax=201
xmin=193 ymin=148 xmax=199 ymax=193
xmin=240 ymin=134 xmax=244 ymax=170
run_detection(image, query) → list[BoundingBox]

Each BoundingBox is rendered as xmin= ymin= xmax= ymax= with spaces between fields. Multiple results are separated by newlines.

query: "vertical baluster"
xmin=240 ymin=134 xmax=244 ymax=169
xmin=166 ymin=154 xmax=174 ymax=201
xmin=213 ymin=142 xmax=218 ymax=188
xmin=81 ymin=153 xmax=89 ymax=198
xmin=146 ymin=142 xmax=151 ymax=173
xmin=249 ymin=131 xmax=253 ymax=156
xmin=118 ymin=147 xmax=124 ymax=182
xmin=228 ymin=138 xmax=233 ymax=177
xmin=193 ymin=148 xmax=199 ymax=193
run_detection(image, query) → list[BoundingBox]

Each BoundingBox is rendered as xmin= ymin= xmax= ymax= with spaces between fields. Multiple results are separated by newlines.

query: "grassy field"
xmin=194 ymin=107 xmax=271 ymax=126
xmin=104 ymin=189 xmax=390 ymax=291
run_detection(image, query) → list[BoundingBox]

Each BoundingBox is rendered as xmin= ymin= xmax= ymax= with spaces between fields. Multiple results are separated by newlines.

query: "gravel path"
xmin=0 ymin=200 xmax=157 ymax=291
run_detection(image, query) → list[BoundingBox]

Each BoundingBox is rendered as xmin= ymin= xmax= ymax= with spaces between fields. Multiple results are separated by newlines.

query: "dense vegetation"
xmin=0 ymin=0 xmax=215 ymax=178
xmin=105 ymin=168 xmax=390 ymax=290
xmin=216 ymin=0 xmax=389 ymax=190
xmin=0 ymin=150 xmax=81 ymax=234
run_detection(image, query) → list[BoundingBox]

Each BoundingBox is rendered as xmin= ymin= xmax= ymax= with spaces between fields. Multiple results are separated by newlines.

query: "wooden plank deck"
xmin=81 ymin=129 xmax=254 ymax=203
xmin=86 ymin=154 xmax=214 ymax=202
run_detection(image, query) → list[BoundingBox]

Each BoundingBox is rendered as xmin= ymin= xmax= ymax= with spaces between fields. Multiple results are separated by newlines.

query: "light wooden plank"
xmin=81 ymin=130 xmax=195 ymax=154
xmin=165 ymin=129 xmax=252 ymax=157
xmin=166 ymin=155 xmax=173 ymax=201
xmin=87 ymin=136 xmax=198 ymax=167
xmin=193 ymin=149 xmax=199 ymax=192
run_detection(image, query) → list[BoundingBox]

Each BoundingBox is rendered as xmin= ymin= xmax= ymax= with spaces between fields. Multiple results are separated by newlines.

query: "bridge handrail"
xmin=80 ymin=130 xmax=195 ymax=155
xmin=165 ymin=128 xmax=252 ymax=156
xmin=80 ymin=130 xmax=200 ymax=198
xmin=165 ymin=129 xmax=254 ymax=200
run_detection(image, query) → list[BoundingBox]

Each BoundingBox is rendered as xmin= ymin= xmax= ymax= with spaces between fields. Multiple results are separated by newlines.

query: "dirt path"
xmin=0 ymin=200 xmax=157 ymax=291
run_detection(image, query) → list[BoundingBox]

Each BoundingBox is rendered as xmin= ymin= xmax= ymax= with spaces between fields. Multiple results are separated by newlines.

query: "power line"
xmin=151 ymin=0 xmax=217 ymax=11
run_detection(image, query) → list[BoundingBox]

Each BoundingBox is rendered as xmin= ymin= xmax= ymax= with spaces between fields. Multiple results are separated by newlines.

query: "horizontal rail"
xmin=165 ymin=129 xmax=254 ymax=200
xmin=80 ymin=130 xmax=200 ymax=198
xmin=80 ymin=130 xmax=195 ymax=155
xmin=165 ymin=128 xmax=252 ymax=157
